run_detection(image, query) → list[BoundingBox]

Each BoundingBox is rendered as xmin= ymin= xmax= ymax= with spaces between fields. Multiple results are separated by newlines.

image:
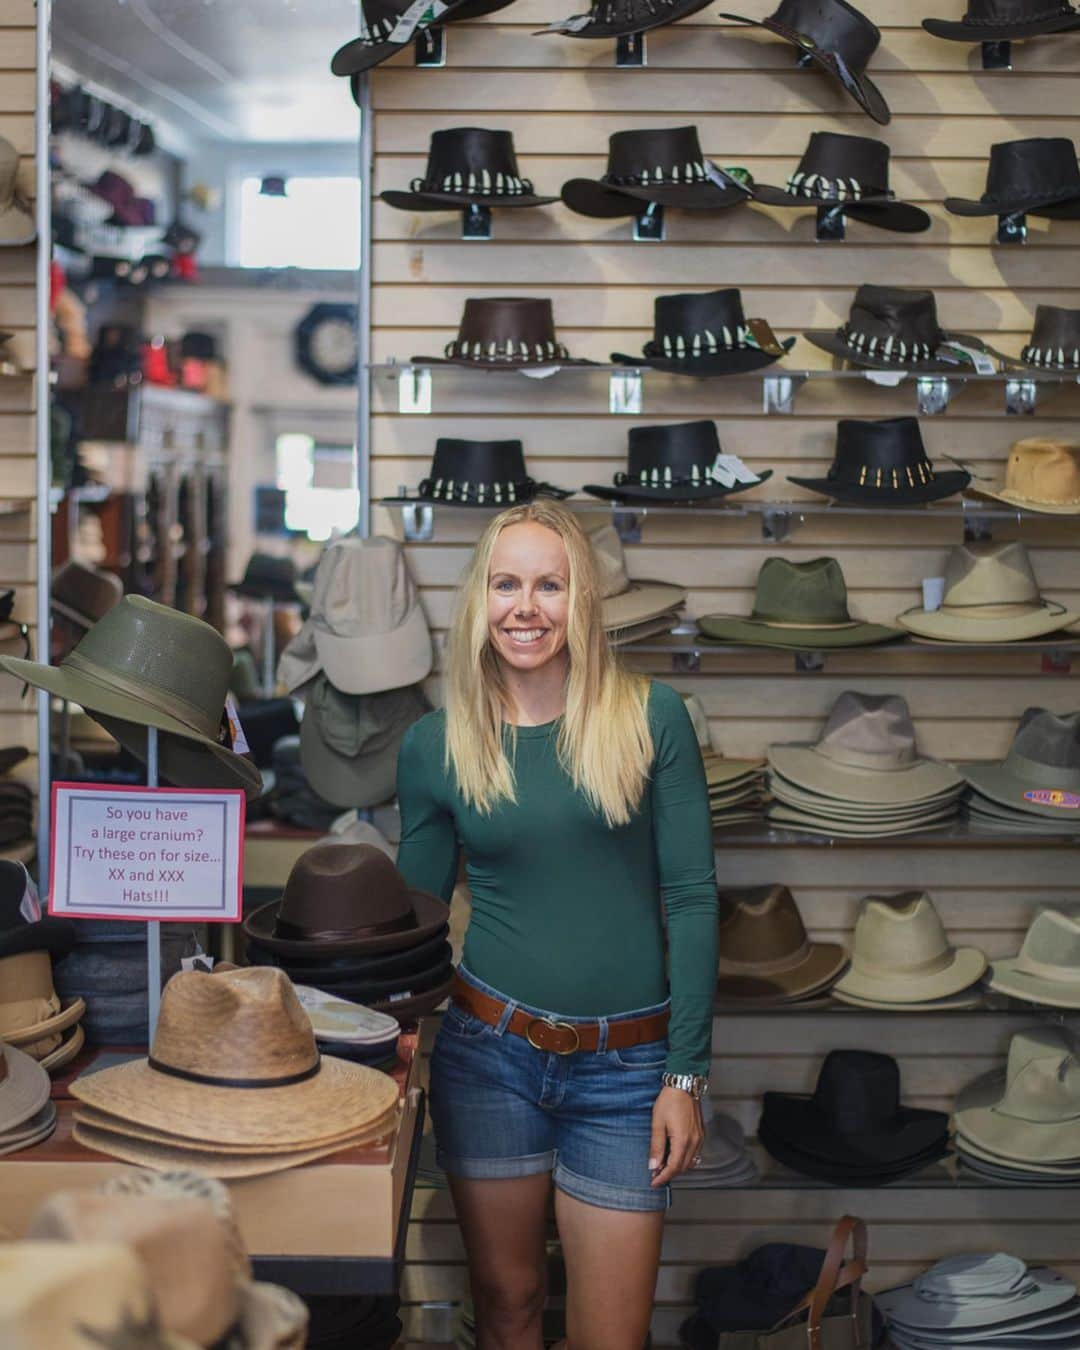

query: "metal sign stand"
xmin=146 ymin=726 xmax=162 ymax=1040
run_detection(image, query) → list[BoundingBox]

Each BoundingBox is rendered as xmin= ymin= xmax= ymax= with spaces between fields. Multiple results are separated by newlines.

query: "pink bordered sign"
xmin=49 ymin=782 xmax=246 ymax=922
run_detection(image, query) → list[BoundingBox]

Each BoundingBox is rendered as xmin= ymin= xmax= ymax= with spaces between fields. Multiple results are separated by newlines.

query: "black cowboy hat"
xmin=413 ymin=297 xmax=598 ymax=369
xmin=561 ymin=127 xmax=751 ymax=218
xmin=247 ymin=931 xmax=452 ymax=983
xmin=983 ymin=304 xmax=1080 ymax=371
xmin=788 ymin=416 xmax=972 ymax=505
xmin=382 ymin=438 xmax=572 ymax=507
xmin=332 ymin=0 xmax=520 ymax=76
xmin=612 ymin=289 xmax=795 ymax=375
xmin=0 ymin=861 xmax=77 ymax=962
xmin=271 ymin=956 xmax=455 ymax=1007
xmin=924 ymin=0 xmax=1080 ymax=41
xmin=381 ymin=128 xmax=556 ymax=211
xmin=584 ymin=421 xmax=771 ymax=501
xmin=945 ymin=138 xmax=1080 ymax=218
xmin=751 ymin=132 xmax=930 ymax=233
xmin=758 ymin=1118 xmax=950 ymax=1183
xmin=538 ymin=0 xmax=716 ymax=39
xmin=228 ymin=553 xmax=305 ymax=606
xmin=718 ymin=0 xmax=891 ymax=124
xmin=804 ymin=285 xmax=993 ymax=373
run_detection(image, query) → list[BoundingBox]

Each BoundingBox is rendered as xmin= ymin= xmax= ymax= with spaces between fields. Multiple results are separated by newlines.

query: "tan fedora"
xmin=70 ymin=967 xmax=400 ymax=1150
xmin=0 ymin=951 xmax=85 ymax=1056
xmin=589 ymin=524 xmax=686 ymax=631
xmin=989 ymin=906 xmax=1080 ymax=1008
xmin=832 ymin=892 xmax=986 ymax=1005
xmin=974 ymin=438 xmax=1080 ymax=515
xmin=898 ymin=541 xmax=1076 ymax=643
xmin=769 ymin=691 xmax=962 ymax=806
xmin=954 ymin=1026 xmax=1080 ymax=1163
xmin=716 ymin=884 xmax=848 ymax=1003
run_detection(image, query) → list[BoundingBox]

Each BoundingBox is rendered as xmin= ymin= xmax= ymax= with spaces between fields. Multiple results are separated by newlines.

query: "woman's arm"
xmin=396 ymin=717 xmax=461 ymax=902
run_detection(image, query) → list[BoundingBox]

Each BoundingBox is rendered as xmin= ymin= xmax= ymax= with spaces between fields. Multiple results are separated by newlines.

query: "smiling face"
xmin=487 ymin=521 xmax=571 ymax=673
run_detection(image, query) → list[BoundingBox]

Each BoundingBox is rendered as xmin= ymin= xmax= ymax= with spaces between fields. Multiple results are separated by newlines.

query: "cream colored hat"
xmin=989 ymin=906 xmax=1080 ymax=1008
xmin=974 ymin=438 xmax=1080 ymax=515
xmin=832 ymin=892 xmax=987 ymax=1004
xmin=589 ymin=523 xmax=686 ymax=630
xmin=898 ymin=541 xmax=1076 ymax=642
xmin=954 ymin=1026 xmax=1080 ymax=1163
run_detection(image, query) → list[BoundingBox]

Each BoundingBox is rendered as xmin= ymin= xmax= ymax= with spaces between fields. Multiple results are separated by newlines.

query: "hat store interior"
xmin=0 ymin=0 xmax=1079 ymax=1344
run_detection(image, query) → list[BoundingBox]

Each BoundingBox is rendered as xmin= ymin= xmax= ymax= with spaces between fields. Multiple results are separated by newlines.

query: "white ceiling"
xmin=52 ymin=0 xmax=362 ymax=145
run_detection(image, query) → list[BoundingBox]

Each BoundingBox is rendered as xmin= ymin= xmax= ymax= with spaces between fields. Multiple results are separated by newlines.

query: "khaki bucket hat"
xmin=898 ymin=541 xmax=1076 ymax=643
xmin=973 ymin=438 xmax=1080 ymax=515
xmin=989 ymin=906 xmax=1080 ymax=1008
xmin=961 ymin=708 xmax=1080 ymax=820
xmin=769 ymin=691 xmax=962 ymax=806
xmin=590 ymin=524 xmax=686 ymax=631
xmin=0 ymin=596 xmax=262 ymax=798
xmin=716 ymin=884 xmax=848 ymax=1003
xmin=832 ymin=892 xmax=986 ymax=1005
xmin=954 ymin=1026 xmax=1080 ymax=1163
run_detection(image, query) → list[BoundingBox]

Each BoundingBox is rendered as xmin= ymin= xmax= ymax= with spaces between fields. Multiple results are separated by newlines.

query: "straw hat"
xmin=589 ymin=524 xmax=686 ymax=631
xmin=70 ymin=967 xmax=400 ymax=1149
xmin=988 ymin=906 xmax=1080 ymax=1008
xmin=973 ymin=438 xmax=1080 ymax=516
xmin=831 ymin=892 xmax=986 ymax=1005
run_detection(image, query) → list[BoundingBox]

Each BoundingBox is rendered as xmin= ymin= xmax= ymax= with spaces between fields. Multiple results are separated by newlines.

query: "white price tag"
xmin=539 ymin=13 xmax=592 ymax=31
xmin=223 ymin=693 xmax=251 ymax=756
xmin=938 ymin=341 xmax=996 ymax=376
xmin=711 ymin=453 xmax=759 ymax=487
xmin=390 ymin=0 xmax=448 ymax=41
xmin=863 ymin=370 xmax=907 ymax=388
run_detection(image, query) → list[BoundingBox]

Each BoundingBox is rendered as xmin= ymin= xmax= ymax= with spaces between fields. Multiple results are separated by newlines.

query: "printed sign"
xmin=49 ymin=783 xmax=246 ymax=922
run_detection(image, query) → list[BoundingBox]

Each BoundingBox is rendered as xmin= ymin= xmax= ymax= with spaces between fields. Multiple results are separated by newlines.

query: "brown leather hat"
xmin=716 ymin=884 xmax=848 ymax=1003
xmin=243 ymin=842 xmax=449 ymax=957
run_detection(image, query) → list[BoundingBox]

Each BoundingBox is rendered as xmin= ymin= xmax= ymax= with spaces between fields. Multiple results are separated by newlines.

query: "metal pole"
xmin=261 ymin=597 xmax=275 ymax=696
xmin=146 ymin=726 xmax=162 ymax=1041
xmin=355 ymin=72 xmax=373 ymax=540
xmin=34 ymin=0 xmax=53 ymax=887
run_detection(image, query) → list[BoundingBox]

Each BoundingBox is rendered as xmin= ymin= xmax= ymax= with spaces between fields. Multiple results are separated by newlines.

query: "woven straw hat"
xmin=70 ymin=967 xmax=400 ymax=1148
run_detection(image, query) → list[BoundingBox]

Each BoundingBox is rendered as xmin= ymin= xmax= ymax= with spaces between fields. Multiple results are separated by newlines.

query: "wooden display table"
xmin=1 ymin=1038 xmax=425 ymax=1296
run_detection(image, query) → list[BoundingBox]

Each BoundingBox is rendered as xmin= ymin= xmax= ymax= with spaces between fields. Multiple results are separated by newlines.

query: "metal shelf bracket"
xmin=633 ymin=202 xmax=665 ymax=241
xmin=611 ymin=508 xmax=642 ymax=543
xmin=615 ymin=31 xmax=645 ymax=65
xmin=916 ymin=376 xmax=954 ymax=416
xmin=671 ymin=648 xmax=701 ymax=673
xmin=461 ymin=204 xmax=492 ymax=239
xmin=982 ymin=39 xmax=1012 ymax=69
xmin=761 ymin=507 xmax=796 ymax=542
xmin=795 ymin=650 xmax=825 ymax=672
xmin=414 ymin=26 xmax=445 ymax=66
xmin=763 ymin=375 xmax=802 ymax=415
xmin=816 ymin=204 xmax=846 ymax=242
xmin=997 ymin=211 xmax=1027 ymax=245
xmin=401 ymin=502 xmax=434 ymax=542
xmin=1005 ymin=378 xmax=1038 ymax=415
xmin=610 ymin=369 xmax=643 ymax=415
xmin=398 ymin=366 xmax=432 ymax=415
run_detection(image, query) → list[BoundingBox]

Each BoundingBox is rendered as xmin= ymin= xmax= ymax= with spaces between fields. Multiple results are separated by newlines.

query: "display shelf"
xmin=715 ymin=822 xmax=1080 ymax=848
xmin=714 ymin=990 xmax=1078 ymax=1017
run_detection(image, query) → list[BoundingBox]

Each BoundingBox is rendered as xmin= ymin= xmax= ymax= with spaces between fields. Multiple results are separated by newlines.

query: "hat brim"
xmin=751 ymin=184 xmax=931 ymax=232
xmin=716 ymin=940 xmax=848 ymax=1001
xmin=804 ymin=328 xmax=993 ymax=374
xmin=705 ymin=755 xmax=765 ymax=787
xmin=0 ymin=1040 xmax=51 ymax=1133
xmin=612 ymin=337 xmax=796 ymax=375
xmin=2 ymin=996 xmax=86 ymax=1048
xmin=0 ymin=1099 xmax=57 ymax=1154
xmin=313 ymin=604 xmax=432 ymax=696
xmin=769 ymin=742 xmax=962 ymax=805
xmin=970 ymin=481 xmax=1080 ymax=515
xmin=761 ymin=1093 xmax=950 ymax=1166
xmin=561 ymin=177 xmax=748 ymax=219
xmin=769 ymin=776 xmax=963 ymax=820
xmin=832 ymin=985 xmax=985 ymax=1010
xmin=249 ymin=928 xmax=451 ymax=981
xmin=608 ymin=611 xmax=684 ymax=646
xmin=0 ymin=915 xmax=77 ymax=962
xmin=988 ymin=957 xmax=1080 ymax=1009
xmin=698 ymin=613 xmax=902 ymax=648
xmin=584 ymin=470 xmax=771 ymax=503
xmin=717 ymin=14 xmax=891 ymax=123
xmin=898 ymin=600 xmax=1077 ymax=642
xmin=331 ymin=0 xmax=478 ymax=74
xmin=601 ymin=580 xmax=686 ymax=630
xmin=923 ymin=11 xmax=1080 ymax=37
xmin=0 ymin=201 xmax=35 ymax=247
xmin=960 ymin=760 xmax=1080 ymax=820
xmin=880 ymin=1269 xmax=1080 ymax=1335
xmin=0 ymin=745 xmax=28 ymax=775
xmin=786 ymin=468 xmax=972 ymax=505
xmin=49 ymin=600 xmax=102 ymax=630
xmin=273 ymin=957 xmax=452 ymax=1007
xmin=833 ymin=947 xmax=987 ymax=1003
xmin=766 ymin=802 xmax=959 ymax=836
xmin=539 ymin=0 xmax=716 ymax=38
xmin=368 ymin=973 xmax=454 ymax=1022
xmin=38 ymin=1021 xmax=86 ymax=1072
xmin=945 ymin=190 xmax=1080 ymax=218
xmin=381 ymin=483 xmax=573 ymax=506
xmin=381 ymin=189 xmax=558 ymax=211
xmin=242 ymin=885 xmax=450 ymax=957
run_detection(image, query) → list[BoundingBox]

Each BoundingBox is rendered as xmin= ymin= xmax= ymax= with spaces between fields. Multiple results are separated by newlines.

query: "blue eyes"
xmin=493 ymin=580 xmax=561 ymax=593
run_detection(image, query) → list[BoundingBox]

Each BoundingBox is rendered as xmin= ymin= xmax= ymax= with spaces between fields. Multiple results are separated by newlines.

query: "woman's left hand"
xmin=648 ymin=1086 xmax=705 ymax=1186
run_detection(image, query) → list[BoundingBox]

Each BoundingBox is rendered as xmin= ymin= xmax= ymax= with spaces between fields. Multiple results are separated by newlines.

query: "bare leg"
xmin=449 ymin=1171 xmax=553 ymax=1350
xmin=554 ymin=1188 xmax=663 ymax=1350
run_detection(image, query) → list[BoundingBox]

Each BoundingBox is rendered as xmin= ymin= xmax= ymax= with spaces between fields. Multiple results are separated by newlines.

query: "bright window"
xmin=238 ymin=176 xmax=360 ymax=270
xmin=276 ymin=433 xmax=360 ymax=540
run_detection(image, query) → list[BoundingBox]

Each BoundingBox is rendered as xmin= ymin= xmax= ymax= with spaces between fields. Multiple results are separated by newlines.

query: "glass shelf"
xmin=715 ymin=822 xmax=1080 ymax=848
xmin=714 ymin=990 xmax=1077 ymax=1017
xmin=622 ymin=633 xmax=1080 ymax=660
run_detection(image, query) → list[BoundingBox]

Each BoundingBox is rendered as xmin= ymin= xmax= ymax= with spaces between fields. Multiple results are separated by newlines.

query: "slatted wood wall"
xmin=0 ymin=0 xmax=38 ymax=829
xmin=364 ymin=1 xmax=1080 ymax=1341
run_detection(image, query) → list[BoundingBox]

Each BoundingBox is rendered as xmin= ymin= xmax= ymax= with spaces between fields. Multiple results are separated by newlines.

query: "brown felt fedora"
xmin=716 ymin=884 xmax=848 ymax=1003
xmin=244 ymin=842 xmax=449 ymax=957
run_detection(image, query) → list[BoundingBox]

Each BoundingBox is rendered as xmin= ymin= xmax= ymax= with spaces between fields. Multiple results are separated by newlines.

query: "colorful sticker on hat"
xmin=1023 ymin=788 xmax=1080 ymax=809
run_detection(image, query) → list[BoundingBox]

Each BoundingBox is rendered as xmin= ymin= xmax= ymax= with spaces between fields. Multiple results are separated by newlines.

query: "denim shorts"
xmin=429 ymin=965 xmax=671 ymax=1212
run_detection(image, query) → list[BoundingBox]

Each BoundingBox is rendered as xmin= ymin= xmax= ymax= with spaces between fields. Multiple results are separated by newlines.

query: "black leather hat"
xmin=539 ymin=0 xmax=716 ymax=38
xmin=612 ymin=289 xmax=795 ymax=375
xmin=985 ymin=304 xmax=1080 ymax=371
xmin=331 ymin=0 xmax=519 ymax=76
xmin=561 ymin=127 xmax=751 ymax=218
xmin=788 ymin=417 xmax=972 ymax=505
xmin=718 ymin=0 xmax=890 ymax=124
xmin=804 ymin=285 xmax=992 ymax=373
xmin=924 ymin=0 xmax=1080 ymax=41
xmin=945 ymin=138 xmax=1080 ymax=218
xmin=751 ymin=132 xmax=930 ymax=233
xmin=228 ymin=554 xmax=304 ymax=605
xmin=382 ymin=438 xmax=571 ymax=506
xmin=381 ymin=128 xmax=556 ymax=211
xmin=584 ymin=421 xmax=771 ymax=501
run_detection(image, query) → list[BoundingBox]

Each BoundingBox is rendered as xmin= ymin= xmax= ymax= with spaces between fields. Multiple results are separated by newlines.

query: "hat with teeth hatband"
xmin=612 ymin=289 xmax=795 ymax=375
xmin=803 ymin=285 xmax=992 ymax=373
xmin=381 ymin=128 xmax=556 ymax=211
xmin=584 ymin=421 xmax=770 ymax=502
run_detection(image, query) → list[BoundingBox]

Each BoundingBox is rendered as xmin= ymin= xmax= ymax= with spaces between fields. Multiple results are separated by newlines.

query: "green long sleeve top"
xmin=395 ymin=679 xmax=719 ymax=1075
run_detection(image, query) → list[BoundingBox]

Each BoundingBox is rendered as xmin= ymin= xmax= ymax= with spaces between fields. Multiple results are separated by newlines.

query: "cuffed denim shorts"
xmin=429 ymin=964 xmax=671 ymax=1212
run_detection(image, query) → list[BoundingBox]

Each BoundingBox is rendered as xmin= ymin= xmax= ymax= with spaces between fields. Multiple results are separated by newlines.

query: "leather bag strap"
xmin=768 ymin=1215 xmax=869 ymax=1350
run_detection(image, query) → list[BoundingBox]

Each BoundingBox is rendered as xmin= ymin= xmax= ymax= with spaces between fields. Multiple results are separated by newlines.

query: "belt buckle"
xmin=525 ymin=1016 xmax=580 ymax=1055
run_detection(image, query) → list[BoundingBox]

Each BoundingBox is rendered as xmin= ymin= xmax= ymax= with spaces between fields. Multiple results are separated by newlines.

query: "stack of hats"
xmin=0 ymin=861 xmax=86 ymax=1071
xmin=759 ymin=1049 xmax=951 ymax=1184
xmin=291 ymin=983 xmax=402 ymax=1069
xmin=952 ymin=1026 xmax=1080 ymax=1186
xmin=672 ymin=1098 xmax=758 ymax=1189
xmin=0 ymin=1041 xmax=54 ymax=1157
xmin=960 ymin=709 xmax=1080 ymax=837
xmin=831 ymin=892 xmax=988 ymax=1011
xmin=277 ymin=536 xmax=432 ymax=811
xmin=767 ymin=691 xmax=965 ymax=837
xmin=243 ymin=843 xmax=453 ymax=1024
xmin=988 ymin=906 xmax=1080 ymax=1009
xmin=878 ymin=1254 xmax=1080 ymax=1350
xmin=680 ymin=694 xmax=767 ymax=829
xmin=0 ymin=745 xmax=32 ymax=852
xmin=70 ymin=967 xmax=402 ymax=1178
xmin=590 ymin=524 xmax=687 ymax=647
xmin=716 ymin=886 xmax=848 ymax=1007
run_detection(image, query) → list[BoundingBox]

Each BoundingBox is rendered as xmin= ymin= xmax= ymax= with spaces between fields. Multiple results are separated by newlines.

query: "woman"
xmin=396 ymin=501 xmax=717 ymax=1350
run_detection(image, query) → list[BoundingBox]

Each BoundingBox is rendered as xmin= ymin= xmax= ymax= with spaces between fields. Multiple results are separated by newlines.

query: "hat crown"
xmin=771 ymin=0 xmax=880 ymax=65
xmin=425 ymin=127 xmax=521 ymax=181
xmin=311 ymin=536 xmax=420 ymax=642
xmin=653 ymin=289 xmax=747 ymax=342
xmin=1003 ymin=438 xmax=1080 ymax=503
xmin=984 ymin=137 xmax=1080 ymax=203
xmin=0 ymin=951 xmax=58 ymax=1037
xmin=1030 ymin=304 xmax=1080 ymax=348
xmin=797 ymin=131 xmax=889 ymax=187
xmin=813 ymin=1049 xmax=902 ymax=1133
xmin=59 ymin=595 xmax=232 ymax=743
xmin=276 ymin=841 xmax=417 ymax=941
xmin=850 ymin=891 xmax=953 ymax=975
xmin=606 ymin=126 xmax=706 ymax=180
xmin=941 ymin=540 xmax=1042 ymax=607
xmin=750 ymin=556 xmax=854 ymax=625
xmin=815 ymin=690 xmax=919 ymax=770
xmin=997 ymin=1027 xmax=1080 ymax=1123
xmin=150 ymin=967 xmax=318 ymax=1085
xmin=844 ymin=286 xmax=942 ymax=346
xmin=308 ymin=676 xmax=426 ymax=757
xmin=448 ymin=297 xmax=568 ymax=362
xmin=626 ymin=420 xmax=721 ymax=479
xmin=429 ymin=437 xmax=528 ymax=486
xmin=1015 ymin=905 xmax=1080 ymax=981
xmin=236 ymin=553 xmax=296 ymax=592
xmin=965 ymin=0 xmax=1074 ymax=19
xmin=589 ymin=524 xmax=632 ymax=600
xmin=50 ymin=560 xmax=122 ymax=627
xmin=717 ymin=885 xmax=810 ymax=964
xmin=830 ymin=417 xmax=935 ymax=487
xmin=1007 ymin=706 xmax=1080 ymax=776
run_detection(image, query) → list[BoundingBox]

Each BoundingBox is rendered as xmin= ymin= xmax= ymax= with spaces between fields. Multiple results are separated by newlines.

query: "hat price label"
xmin=48 ymin=783 xmax=245 ymax=922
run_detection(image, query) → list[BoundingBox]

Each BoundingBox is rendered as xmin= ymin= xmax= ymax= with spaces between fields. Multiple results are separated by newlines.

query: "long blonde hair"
xmin=444 ymin=502 xmax=652 ymax=827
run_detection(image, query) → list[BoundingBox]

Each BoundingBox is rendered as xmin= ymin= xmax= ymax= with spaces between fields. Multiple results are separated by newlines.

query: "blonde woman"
xmin=396 ymin=502 xmax=717 ymax=1350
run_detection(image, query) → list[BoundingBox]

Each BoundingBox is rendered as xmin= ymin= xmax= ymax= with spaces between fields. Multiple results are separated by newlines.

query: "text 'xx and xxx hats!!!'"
xmin=945 ymin=137 xmax=1080 ymax=219
xmin=612 ymin=289 xmax=795 ymax=375
xmin=383 ymin=438 xmax=571 ymax=507
xmin=924 ymin=0 xmax=1080 ymax=41
xmin=804 ymin=285 xmax=991 ymax=373
xmin=788 ymin=417 xmax=972 ymax=505
xmin=585 ymin=420 xmax=770 ymax=503
xmin=381 ymin=128 xmax=556 ymax=212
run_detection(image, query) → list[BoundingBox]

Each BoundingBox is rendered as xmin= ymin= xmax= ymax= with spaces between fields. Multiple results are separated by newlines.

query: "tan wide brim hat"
xmin=705 ymin=753 xmax=765 ymax=788
xmin=834 ymin=946 xmax=987 ymax=1004
xmin=954 ymin=1069 xmax=1080 ymax=1163
xmin=832 ymin=986 xmax=985 ymax=1011
xmin=988 ymin=958 xmax=1080 ymax=1009
xmin=767 ymin=802 xmax=958 ymax=837
xmin=607 ymin=610 xmax=682 ymax=647
xmin=0 ymin=1100 xmax=57 ymax=1156
xmin=955 ymin=1131 xmax=1080 ymax=1174
xmin=0 ymin=1041 xmax=51 ymax=1134
xmin=769 ymin=771 xmax=962 ymax=818
xmin=769 ymin=742 xmax=962 ymax=805
xmin=897 ymin=600 xmax=1077 ymax=643
xmin=2 ymin=996 xmax=85 ymax=1049
xmin=975 ymin=485 xmax=1080 ymax=515
xmin=601 ymin=581 xmax=686 ymax=631
xmin=717 ymin=941 xmax=848 ymax=1003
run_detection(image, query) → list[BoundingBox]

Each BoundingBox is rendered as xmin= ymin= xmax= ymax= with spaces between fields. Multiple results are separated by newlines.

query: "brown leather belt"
xmin=450 ymin=973 xmax=669 ymax=1056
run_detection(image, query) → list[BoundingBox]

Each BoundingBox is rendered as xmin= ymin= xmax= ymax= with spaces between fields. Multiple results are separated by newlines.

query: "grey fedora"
xmin=50 ymin=560 xmax=122 ymax=630
xmin=960 ymin=708 xmax=1080 ymax=820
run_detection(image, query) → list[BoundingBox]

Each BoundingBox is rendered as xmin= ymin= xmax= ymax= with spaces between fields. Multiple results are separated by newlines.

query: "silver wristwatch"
xmin=662 ymin=1071 xmax=709 ymax=1100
